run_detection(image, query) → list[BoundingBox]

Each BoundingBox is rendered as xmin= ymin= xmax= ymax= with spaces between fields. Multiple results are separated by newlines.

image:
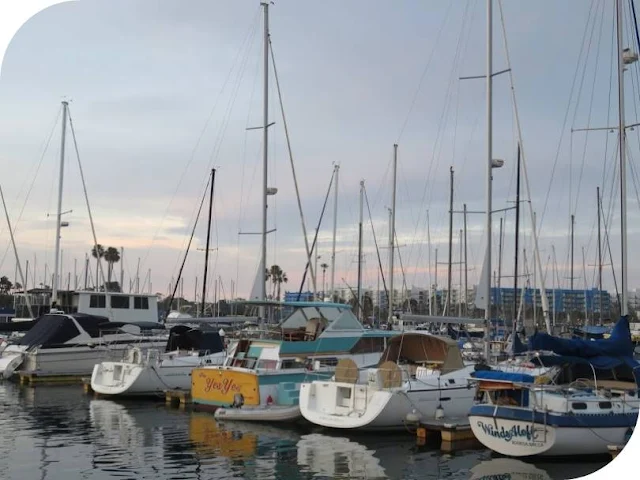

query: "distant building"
xmin=283 ymin=291 xmax=315 ymax=303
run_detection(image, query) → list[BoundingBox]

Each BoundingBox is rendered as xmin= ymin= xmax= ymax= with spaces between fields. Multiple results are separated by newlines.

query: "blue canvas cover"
xmin=471 ymin=370 xmax=535 ymax=384
xmin=529 ymin=316 xmax=634 ymax=358
xmin=512 ymin=332 xmax=528 ymax=355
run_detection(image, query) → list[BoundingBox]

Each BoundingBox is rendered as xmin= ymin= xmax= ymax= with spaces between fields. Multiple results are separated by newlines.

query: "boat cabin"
xmin=223 ymin=304 xmax=394 ymax=371
xmin=13 ymin=290 xmax=159 ymax=323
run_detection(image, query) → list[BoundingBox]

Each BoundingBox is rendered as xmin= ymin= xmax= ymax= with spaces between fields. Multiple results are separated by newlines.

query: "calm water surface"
xmin=0 ymin=383 xmax=608 ymax=479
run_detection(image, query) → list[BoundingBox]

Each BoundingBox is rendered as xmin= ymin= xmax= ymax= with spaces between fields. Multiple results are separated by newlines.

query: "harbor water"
xmin=0 ymin=383 xmax=609 ymax=479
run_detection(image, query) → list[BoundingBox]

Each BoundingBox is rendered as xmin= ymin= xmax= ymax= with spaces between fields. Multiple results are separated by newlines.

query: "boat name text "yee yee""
xmin=204 ymin=377 xmax=242 ymax=395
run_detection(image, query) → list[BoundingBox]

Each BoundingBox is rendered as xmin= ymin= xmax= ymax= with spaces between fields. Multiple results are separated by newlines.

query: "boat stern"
xmin=468 ymin=405 xmax=555 ymax=457
xmin=90 ymin=361 xmax=144 ymax=395
xmin=191 ymin=366 xmax=261 ymax=410
xmin=299 ymin=379 xmax=394 ymax=429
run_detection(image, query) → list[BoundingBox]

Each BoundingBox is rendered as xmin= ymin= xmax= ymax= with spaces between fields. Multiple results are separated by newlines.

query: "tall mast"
xmin=597 ymin=186 xmax=603 ymax=323
xmin=447 ymin=166 xmax=454 ymax=316
xmin=459 ymin=228 xmax=463 ymax=316
xmin=330 ymin=163 xmax=339 ymax=301
xmin=498 ymin=217 xmax=503 ymax=291
xmin=483 ymin=0 xmax=493 ymax=361
xmin=434 ymin=247 xmax=438 ymax=316
xmin=201 ymin=168 xmax=215 ymax=317
xmin=513 ymin=144 xmax=521 ymax=331
xmin=357 ymin=180 xmax=364 ymax=320
xmin=388 ymin=144 xmax=398 ymax=323
xmin=616 ymin=0 xmax=629 ymax=317
xmin=0 ymin=184 xmax=34 ymax=318
xmin=570 ymin=213 xmax=575 ymax=321
xmin=582 ymin=246 xmax=588 ymax=323
xmin=463 ymin=204 xmax=468 ymax=316
xmin=259 ymin=1 xmax=270 ymax=319
xmin=52 ymin=100 xmax=68 ymax=306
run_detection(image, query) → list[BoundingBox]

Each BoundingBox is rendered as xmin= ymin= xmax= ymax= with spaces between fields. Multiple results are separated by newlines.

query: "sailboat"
xmin=0 ymin=101 xmax=167 ymax=380
xmin=469 ymin=0 xmax=640 ymax=457
xmin=90 ymin=169 xmax=229 ymax=396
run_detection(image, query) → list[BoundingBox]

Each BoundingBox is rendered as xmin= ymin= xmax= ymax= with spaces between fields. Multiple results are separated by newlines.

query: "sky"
xmin=1 ymin=0 xmax=640 ymax=304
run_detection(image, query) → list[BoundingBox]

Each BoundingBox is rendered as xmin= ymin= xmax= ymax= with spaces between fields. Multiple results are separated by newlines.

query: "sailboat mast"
xmin=597 ymin=186 xmax=603 ymax=323
xmin=463 ymin=204 xmax=468 ymax=316
xmin=52 ymin=100 xmax=68 ymax=307
xmin=259 ymin=1 xmax=270 ymax=319
xmin=357 ymin=180 xmax=364 ymax=320
xmin=447 ymin=166 xmax=454 ymax=316
xmin=616 ymin=0 xmax=629 ymax=317
xmin=513 ymin=144 xmax=521 ymax=331
xmin=388 ymin=144 xmax=397 ymax=323
xmin=484 ymin=0 xmax=493 ymax=361
xmin=330 ymin=164 xmax=339 ymax=301
xmin=201 ymin=168 xmax=215 ymax=317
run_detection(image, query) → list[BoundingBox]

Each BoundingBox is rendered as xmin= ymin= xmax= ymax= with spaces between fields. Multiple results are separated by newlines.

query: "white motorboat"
xmin=299 ymin=331 xmax=478 ymax=431
xmin=91 ymin=325 xmax=228 ymax=396
xmin=0 ymin=312 xmax=167 ymax=379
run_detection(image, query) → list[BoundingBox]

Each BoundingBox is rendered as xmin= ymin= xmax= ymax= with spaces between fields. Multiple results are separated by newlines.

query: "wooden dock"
xmin=416 ymin=417 xmax=482 ymax=452
xmin=165 ymin=389 xmax=191 ymax=409
xmin=18 ymin=372 xmax=86 ymax=386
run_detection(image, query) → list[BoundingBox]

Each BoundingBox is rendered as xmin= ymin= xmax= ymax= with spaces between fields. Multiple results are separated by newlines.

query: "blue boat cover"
xmin=471 ymin=370 xmax=535 ymax=384
xmin=512 ymin=332 xmax=528 ymax=354
xmin=529 ymin=316 xmax=634 ymax=358
xmin=528 ymin=316 xmax=640 ymax=386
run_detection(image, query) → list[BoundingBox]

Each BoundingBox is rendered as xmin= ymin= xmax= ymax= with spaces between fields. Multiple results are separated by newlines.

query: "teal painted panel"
xmin=247 ymin=346 xmax=264 ymax=358
xmin=257 ymin=371 xmax=333 ymax=386
xmin=278 ymin=336 xmax=359 ymax=355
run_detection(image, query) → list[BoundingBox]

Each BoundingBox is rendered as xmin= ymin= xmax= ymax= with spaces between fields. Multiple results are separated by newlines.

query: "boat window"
xmin=328 ymin=311 xmax=364 ymax=330
xmin=571 ymin=402 xmax=588 ymax=410
xmin=350 ymin=337 xmax=386 ymax=353
xmin=111 ymin=296 xmax=130 ymax=309
xmin=256 ymin=359 xmax=277 ymax=370
xmin=134 ymin=297 xmax=149 ymax=310
xmin=281 ymin=359 xmax=305 ymax=369
xmin=599 ymin=401 xmax=612 ymax=409
xmin=89 ymin=295 xmax=106 ymax=308
xmin=319 ymin=307 xmax=342 ymax=322
xmin=317 ymin=357 xmax=339 ymax=367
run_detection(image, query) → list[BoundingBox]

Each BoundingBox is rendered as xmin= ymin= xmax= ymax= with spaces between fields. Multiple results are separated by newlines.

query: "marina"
xmin=1 ymin=0 xmax=640 ymax=478
xmin=0 ymin=382 xmax=613 ymax=480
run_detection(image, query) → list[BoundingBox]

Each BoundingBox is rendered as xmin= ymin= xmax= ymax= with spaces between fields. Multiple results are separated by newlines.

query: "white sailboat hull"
xmin=91 ymin=350 xmax=227 ymax=396
xmin=15 ymin=340 xmax=167 ymax=377
xmin=469 ymin=414 xmax=635 ymax=457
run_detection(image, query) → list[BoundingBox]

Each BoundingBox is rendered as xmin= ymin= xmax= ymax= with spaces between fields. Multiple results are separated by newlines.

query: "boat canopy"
xmin=166 ymin=325 xmax=224 ymax=354
xmin=17 ymin=314 xmax=108 ymax=348
xmin=529 ymin=316 xmax=634 ymax=359
xmin=377 ymin=333 xmax=465 ymax=373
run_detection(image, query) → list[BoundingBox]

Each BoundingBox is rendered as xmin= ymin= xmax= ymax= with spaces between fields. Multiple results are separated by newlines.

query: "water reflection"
xmin=470 ymin=458 xmax=552 ymax=480
xmin=0 ymin=383 xmax=611 ymax=480
xmin=297 ymin=433 xmax=388 ymax=479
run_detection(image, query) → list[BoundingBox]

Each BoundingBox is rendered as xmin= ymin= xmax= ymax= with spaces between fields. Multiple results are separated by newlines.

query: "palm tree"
xmin=320 ymin=263 xmax=329 ymax=298
xmin=91 ymin=244 xmax=105 ymax=290
xmin=103 ymin=247 xmax=121 ymax=288
xmin=267 ymin=265 xmax=288 ymax=301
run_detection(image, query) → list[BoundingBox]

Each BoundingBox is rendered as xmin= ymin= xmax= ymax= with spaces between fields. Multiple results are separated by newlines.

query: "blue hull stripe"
xmin=469 ymin=405 xmax=638 ymax=428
